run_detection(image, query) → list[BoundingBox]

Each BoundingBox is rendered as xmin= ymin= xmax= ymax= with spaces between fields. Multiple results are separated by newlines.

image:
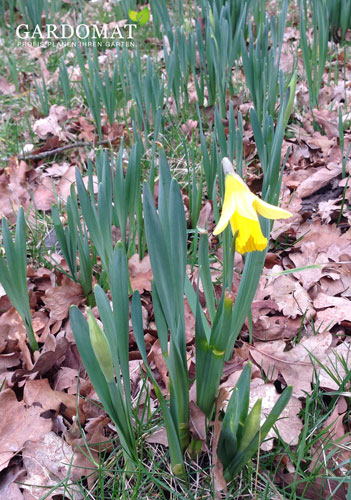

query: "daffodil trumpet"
xmin=213 ymin=158 xmax=292 ymax=254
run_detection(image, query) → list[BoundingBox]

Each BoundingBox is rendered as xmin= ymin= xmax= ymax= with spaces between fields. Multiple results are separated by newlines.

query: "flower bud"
xmin=283 ymin=70 xmax=297 ymax=129
xmin=87 ymin=308 xmax=114 ymax=383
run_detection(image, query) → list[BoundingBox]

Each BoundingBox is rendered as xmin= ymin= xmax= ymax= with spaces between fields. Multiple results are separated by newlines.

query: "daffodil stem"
xmin=224 ymin=220 xmax=270 ymax=361
xmin=223 ymin=229 xmax=237 ymax=291
xmin=222 ymin=227 xmax=233 ymax=290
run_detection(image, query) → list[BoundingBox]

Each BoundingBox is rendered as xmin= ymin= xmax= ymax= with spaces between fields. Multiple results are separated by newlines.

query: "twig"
xmin=0 ymin=137 xmax=119 ymax=163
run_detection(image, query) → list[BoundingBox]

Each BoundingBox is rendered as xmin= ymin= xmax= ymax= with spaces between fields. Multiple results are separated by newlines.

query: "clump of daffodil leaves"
xmin=213 ymin=158 xmax=292 ymax=254
xmin=69 ymin=154 xmax=295 ymax=483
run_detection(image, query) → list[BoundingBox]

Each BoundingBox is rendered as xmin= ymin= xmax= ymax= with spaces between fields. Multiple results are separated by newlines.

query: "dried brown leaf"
xmin=33 ymin=177 xmax=57 ymax=211
xmin=189 ymin=401 xmax=206 ymax=441
xmin=0 ymin=389 xmax=52 ymax=472
xmin=12 ymin=335 xmax=69 ymax=383
xmin=265 ymin=265 xmax=315 ymax=319
xmin=289 ymin=243 xmax=329 ymax=289
xmin=296 ymin=164 xmax=341 ymax=199
xmin=32 ymin=105 xmax=68 ymax=140
xmin=295 ymin=220 xmax=351 ymax=262
xmin=0 ymin=464 xmax=26 ymax=500
xmin=313 ymin=109 xmax=339 ymax=139
xmin=249 ymin=379 xmax=302 ymax=451
xmin=145 ymin=427 xmax=169 ymax=446
xmin=148 ymin=339 xmax=168 ymax=389
xmin=43 ymin=276 xmax=84 ymax=321
xmin=128 ymin=254 xmax=153 ymax=293
xmin=23 ymin=378 xmax=85 ymax=421
xmin=56 ymin=165 xmax=76 ymax=202
xmin=0 ymin=308 xmax=32 ymax=370
xmin=21 ymin=432 xmax=84 ymax=499
xmin=213 ymin=388 xmax=229 ymax=498
xmin=0 ymin=77 xmax=15 ymax=95
xmin=0 ymin=159 xmax=30 ymax=222
xmin=250 ymin=333 xmax=351 ymax=397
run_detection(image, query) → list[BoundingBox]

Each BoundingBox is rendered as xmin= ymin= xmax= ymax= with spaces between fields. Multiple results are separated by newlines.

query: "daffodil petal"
xmin=234 ymin=191 xmax=258 ymax=221
xmin=225 ymin=172 xmax=251 ymax=193
xmin=213 ymin=185 xmax=236 ymax=235
xmin=254 ymin=198 xmax=292 ymax=220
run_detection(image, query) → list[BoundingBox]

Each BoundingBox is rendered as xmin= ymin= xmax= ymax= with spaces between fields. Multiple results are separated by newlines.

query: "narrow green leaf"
xmin=198 ymin=231 xmax=216 ymax=323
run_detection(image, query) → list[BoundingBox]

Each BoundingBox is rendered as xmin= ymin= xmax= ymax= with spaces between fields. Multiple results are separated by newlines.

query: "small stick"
xmin=0 ymin=136 xmax=119 ymax=163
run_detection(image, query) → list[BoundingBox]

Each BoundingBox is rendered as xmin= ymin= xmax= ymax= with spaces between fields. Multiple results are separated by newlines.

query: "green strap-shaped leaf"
xmin=131 ymin=292 xmax=185 ymax=477
xmin=110 ymin=243 xmax=133 ymax=413
xmin=223 ymin=385 xmax=292 ymax=479
xmin=218 ymin=362 xmax=252 ymax=468
xmin=143 ymin=182 xmax=175 ymax=333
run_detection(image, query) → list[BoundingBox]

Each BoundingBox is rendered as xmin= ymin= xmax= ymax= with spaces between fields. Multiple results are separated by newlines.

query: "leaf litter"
xmin=0 ymin=3 xmax=351 ymax=498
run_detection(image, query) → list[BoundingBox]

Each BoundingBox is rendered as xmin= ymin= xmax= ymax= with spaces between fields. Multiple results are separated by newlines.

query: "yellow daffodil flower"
xmin=213 ymin=158 xmax=292 ymax=254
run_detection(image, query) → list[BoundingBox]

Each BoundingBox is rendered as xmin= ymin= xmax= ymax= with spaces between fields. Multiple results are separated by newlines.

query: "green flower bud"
xmin=87 ymin=308 xmax=114 ymax=383
xmin=184 ymin=18 xmax=191 ymax=33
xmin=237 ymin=398 xmax=262 ymax=453
xmin=209 ymin=7 xmax=215 ymax=30
xmin=283 ymin=71 xmax=297 ymax=129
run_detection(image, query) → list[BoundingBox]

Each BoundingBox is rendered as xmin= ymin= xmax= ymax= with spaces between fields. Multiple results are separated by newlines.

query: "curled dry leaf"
xmin=318 ymin=198 xmax=346 ymax=224
xmin=0 ymin=463 xmax=26 ymax=500
xmin=67 ymin=415 xmax=114 ymax=486
xmin=0 ymin=353 xmax=21 ymax=371
xmin=252 ymin=315 xmax=297 ymax=342
xmin=54 ymin=366 xmax=86 ymax=393
xmin=56 ymin=165 xmax=76 ymax=202
xmin=0 ymin=308 xmax=25 ymax=354
xmin=296 ymin=164 xmax=341 ymax=199
xmin=251 ymin=299 xmax=279 ymax=321
xmin=0 ymin=389 xmax=52 ymax=472
xmin=11 ymin=335 xmax=69 ymax=383
xmin=84 ymin=415 xmax=113 ymax=451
